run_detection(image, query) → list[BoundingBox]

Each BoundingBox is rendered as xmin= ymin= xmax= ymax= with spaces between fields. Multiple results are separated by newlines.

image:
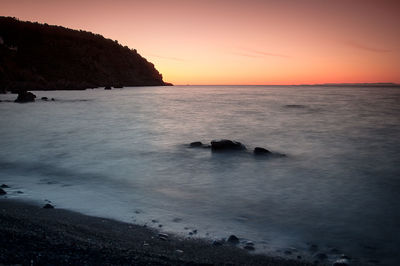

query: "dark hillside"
xmin=0 ymin=16 xmax=170 ymax=91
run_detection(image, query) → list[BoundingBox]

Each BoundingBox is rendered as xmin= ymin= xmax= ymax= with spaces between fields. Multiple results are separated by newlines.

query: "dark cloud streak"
xmin=345 ymin=41 xmax=391 ymax=53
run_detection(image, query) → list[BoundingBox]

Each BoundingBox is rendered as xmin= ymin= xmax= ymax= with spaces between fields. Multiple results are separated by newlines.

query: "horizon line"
xmin=172 ymin=82 xmax=400 ymax=87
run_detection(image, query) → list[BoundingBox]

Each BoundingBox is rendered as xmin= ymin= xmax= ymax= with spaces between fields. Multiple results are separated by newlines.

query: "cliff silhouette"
xmin=0 ymin=16 xmax=171 ymax=91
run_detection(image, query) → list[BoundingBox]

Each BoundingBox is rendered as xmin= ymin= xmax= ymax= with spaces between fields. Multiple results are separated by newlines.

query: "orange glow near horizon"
xmin=1 ymin=0 xmax=399 ymax=85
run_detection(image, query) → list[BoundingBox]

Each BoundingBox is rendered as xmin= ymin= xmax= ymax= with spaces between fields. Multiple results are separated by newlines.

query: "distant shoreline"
xmin=0 ymin=198 xmax=310 ymax=266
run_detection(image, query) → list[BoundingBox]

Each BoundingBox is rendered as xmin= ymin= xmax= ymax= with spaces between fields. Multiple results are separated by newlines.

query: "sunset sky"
xmin=1 ymin=0 xmax=399 ymax=85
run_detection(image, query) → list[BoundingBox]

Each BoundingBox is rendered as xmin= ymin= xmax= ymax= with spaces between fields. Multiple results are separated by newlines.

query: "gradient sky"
xmin=1 ymin=0 xmax=399 ymax=85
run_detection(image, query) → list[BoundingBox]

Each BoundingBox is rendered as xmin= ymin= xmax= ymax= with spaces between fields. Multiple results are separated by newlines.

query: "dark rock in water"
xmin=253 ymin=147 xmax=271 ymax=155
xmin=15 ymin=91 xmax=36 ymax=103
xmin=284 ymin=104 xmax=306 ymax=108
xmin=245 ymin=241 xmax=254 ymax=246
xmin=51 ymin=98 xmax=55 ymax=101
xmin=104 ymin=86 xmax=112 ymax=90
xmin=244 ymin=245 xmax=255 ymax=250
xmin=211 ymin=140 xmax=246 ymax=151
xmin=333 ymin=258 xmax=350 ymax=266
xmin=1 ymin=184 xmax=10 ymax=188
xmin=43 ymin=203 xmax=54 ymax=209
xmin=227 ymin=235 xmax=240 ymax=244
xmin=190 ymin=141 xmax=203 ymax=147
xmin=41 ymin=97 xmax=48 ymax=101
xmin=0 ymin=188 xmax=7 ymax=195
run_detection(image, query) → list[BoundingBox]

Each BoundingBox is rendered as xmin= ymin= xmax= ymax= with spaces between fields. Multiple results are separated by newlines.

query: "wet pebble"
xmin=175 ymin=249 xmax=184 ymax=254
xmin=333 ymin=258 xmax=350 ymax=266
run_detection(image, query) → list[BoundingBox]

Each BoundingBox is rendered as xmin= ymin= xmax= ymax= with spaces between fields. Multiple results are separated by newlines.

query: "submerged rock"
xmin=15 ymin=91 xmax=36 ymax=103
xmin=43 ymin=203 xmax=54 ymax=209
xmin=227 ymin=235 xmax=240 ymax=244
xmin=253 ymin=147 xmax=271 ymax=155
xmin=0 ymin=188 xmax=7 ymax=195
xmin=1 ymin=184 xmax=10 ymax=188
xmin=211 ymin=140 xmax=246 ymax=151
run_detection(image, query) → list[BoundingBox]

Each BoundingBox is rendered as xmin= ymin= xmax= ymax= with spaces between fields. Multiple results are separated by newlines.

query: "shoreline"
xmin=0 ymin=198 xmax=312 ymax=265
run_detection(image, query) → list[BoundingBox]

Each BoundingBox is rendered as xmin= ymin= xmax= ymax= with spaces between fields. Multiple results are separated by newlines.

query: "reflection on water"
xmin=1 ymin=85 xmax=400 ymax=265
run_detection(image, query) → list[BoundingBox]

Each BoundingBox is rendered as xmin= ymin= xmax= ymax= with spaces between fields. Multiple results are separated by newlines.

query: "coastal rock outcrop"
xmin=0 ymin=188 xmax=6 ymax=195
xmin=211 ymin=140 xmax=246 ymax=151
xmin=0 ymin=16 xmax=170 ymax=91
xmin=14 ymin=91 xmax=36 ymax=103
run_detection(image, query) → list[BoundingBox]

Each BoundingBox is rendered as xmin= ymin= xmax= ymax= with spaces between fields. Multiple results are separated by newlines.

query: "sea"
xmin=1 ymin=85 xmax=400 ymax=265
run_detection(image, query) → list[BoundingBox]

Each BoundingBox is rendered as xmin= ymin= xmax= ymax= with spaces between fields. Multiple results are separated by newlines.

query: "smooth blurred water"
xmin=1 ymin=85 xmax=400 ymax=265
